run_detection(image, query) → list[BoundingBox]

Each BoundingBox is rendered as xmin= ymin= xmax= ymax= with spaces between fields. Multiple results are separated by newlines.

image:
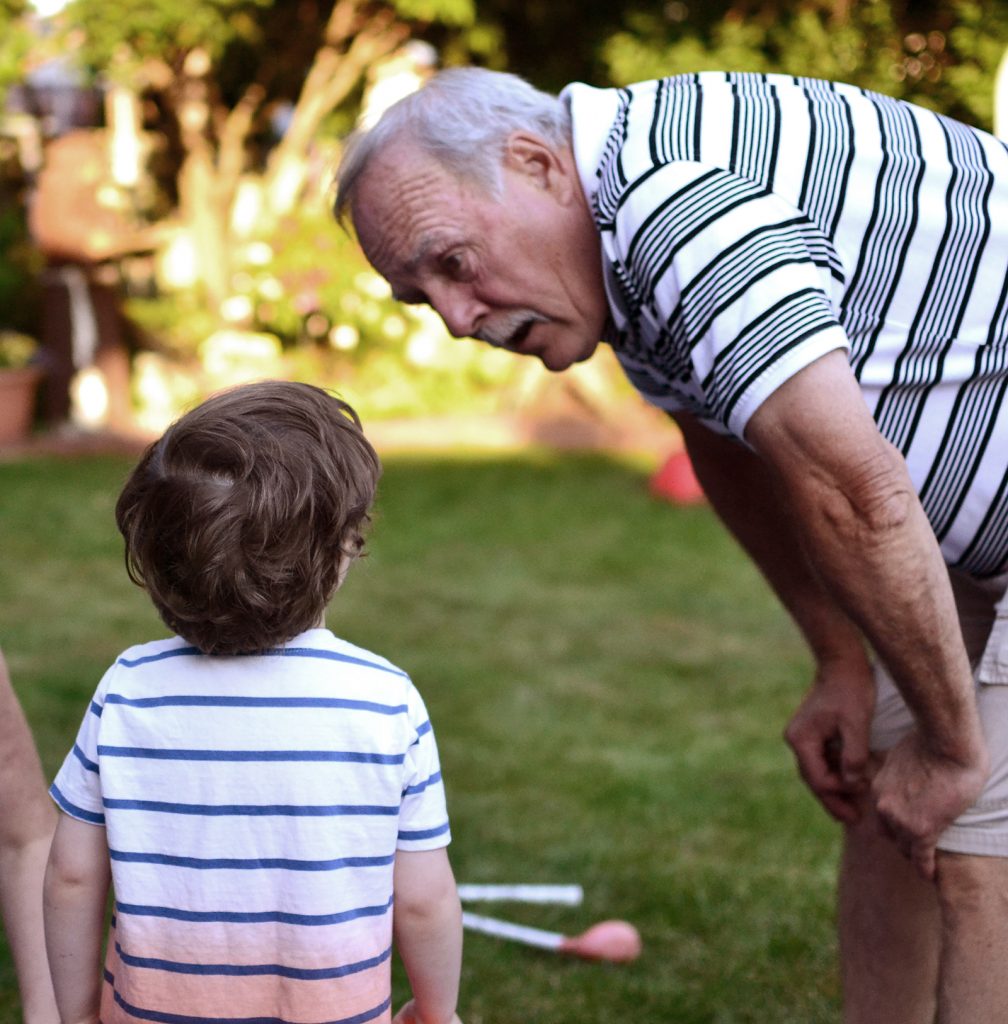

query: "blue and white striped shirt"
xmin=51 ymin=628 xmax=450 ymax=1024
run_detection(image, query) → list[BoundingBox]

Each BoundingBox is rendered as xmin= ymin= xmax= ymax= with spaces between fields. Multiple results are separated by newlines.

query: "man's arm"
xmin=674 ymin=409 xmax=876 ymax=823
xmin=0 ymin=650 xmax=58 ymax=1024
xmin=742 ymin=349 xmax=987 ymax=878
xmin=43 ymin=814 xmax=110 ymax=1024
xmin=392 ymin=847 xmax=463 ymax=1024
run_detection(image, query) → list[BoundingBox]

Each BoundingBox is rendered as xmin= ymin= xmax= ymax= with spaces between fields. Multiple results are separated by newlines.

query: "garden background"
xmin=1 ymin=2 xmax=1007 ymax=1021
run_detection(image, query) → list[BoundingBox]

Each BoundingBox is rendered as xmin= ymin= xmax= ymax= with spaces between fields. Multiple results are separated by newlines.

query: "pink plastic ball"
xmin=559 ymin=920 xmax=642 ymax=963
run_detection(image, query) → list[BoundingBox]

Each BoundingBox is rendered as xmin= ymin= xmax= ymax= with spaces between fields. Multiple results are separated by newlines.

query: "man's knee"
xmin=935 ymin=851 xmax=1008 ymax=929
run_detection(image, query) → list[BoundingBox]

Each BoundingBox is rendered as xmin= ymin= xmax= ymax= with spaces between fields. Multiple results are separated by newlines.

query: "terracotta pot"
xmin=0 ymin=365 xmax=43 ymax=445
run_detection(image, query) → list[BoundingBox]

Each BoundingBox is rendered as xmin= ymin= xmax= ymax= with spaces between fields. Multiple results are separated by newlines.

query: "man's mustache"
xmin=474 ymin=311 xmax=549 ymax=349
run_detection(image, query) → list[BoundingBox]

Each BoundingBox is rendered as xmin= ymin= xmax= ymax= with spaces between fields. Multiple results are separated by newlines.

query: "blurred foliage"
xmin=942 ymin=1 xmax=1008 ymax=127
xmin=0 ymin=0 xmax=31 ymax=101
xmin=64 ymin=0 xmax=272 ymax=73
xmin=65 ymin=0 xmax=473 ymax=98
xmin=0 ymin=197 xmax=41 ymax=337
xmin=440 ymin=1 xmax=627 ymax=89
xmin=126 ymin=196 xmax=525 ymax=422
xmin=4 ymin=0 xmax=1008 ymax=425
xmin=0 ymin=0 xmax=38 ymax=339
xmin=600 ymin=0 xmax=1007 ymax=129
xmin=18 ymin=0 xmax=1004 ymax=128
xmin=0 ymin=328 xmax=37 ymax=368
xmin=252 ymin=208 xmax=523 ymax=418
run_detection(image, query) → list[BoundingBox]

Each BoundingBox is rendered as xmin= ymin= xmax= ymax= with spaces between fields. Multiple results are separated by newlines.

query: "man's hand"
xmin=872 ymin=730 xmax=989 ymax=880
xmin=392 ymin=1000 xmax=462 ymax=1024
xmin=785 ymin=658 xmax=876 ymax=823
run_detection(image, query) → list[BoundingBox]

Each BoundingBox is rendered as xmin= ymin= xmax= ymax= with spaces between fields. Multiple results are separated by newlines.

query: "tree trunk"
xmin=175 ymin=67 xmax=230 ymax=309
xmin=177 ymin=149 xmax=229 ymax=308
xmin=262 ymin=0 xmax=408 ymax=216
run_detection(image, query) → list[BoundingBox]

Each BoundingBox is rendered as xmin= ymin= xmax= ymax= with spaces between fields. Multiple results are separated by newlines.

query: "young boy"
xmin=43 ymin=381 xmax=463 ymax=1024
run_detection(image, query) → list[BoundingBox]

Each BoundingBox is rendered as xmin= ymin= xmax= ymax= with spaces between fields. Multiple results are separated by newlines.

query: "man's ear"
xmin=503 ymin=131 xmax=576 ymax=201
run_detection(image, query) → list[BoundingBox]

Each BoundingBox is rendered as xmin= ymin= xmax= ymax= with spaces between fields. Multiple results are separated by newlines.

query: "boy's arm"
xmin=392 ymin=847 xmax=462 ymax=1024
xmin=43 ymin=814 xmax=111 ymax=1024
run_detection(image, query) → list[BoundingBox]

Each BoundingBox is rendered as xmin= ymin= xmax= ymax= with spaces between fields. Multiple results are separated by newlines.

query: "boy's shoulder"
xmin=280 ymin=630 xmax=429 ymax=713
xmin=112 ymin=635 xmax=202 ymax=670
xmin=285 ymin=628 xmax=411 ymax=681
xmin=101 ymin=630 xmax=418 ymax=703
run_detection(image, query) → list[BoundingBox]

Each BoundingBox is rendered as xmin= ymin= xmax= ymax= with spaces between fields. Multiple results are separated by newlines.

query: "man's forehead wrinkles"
xmin=405 ymin=234 xmax=437 ymax=275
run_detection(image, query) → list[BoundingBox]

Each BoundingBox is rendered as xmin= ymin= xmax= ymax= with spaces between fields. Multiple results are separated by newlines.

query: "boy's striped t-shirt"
xmin=564 ymin=73 xmax=1008 ymax=576
xmin=50 ymin=628 xmax=451 ymax=1024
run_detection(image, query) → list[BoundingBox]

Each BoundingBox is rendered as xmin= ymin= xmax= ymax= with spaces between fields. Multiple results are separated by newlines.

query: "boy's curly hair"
xmin=115 ymin=381 xmax=381 ymax=655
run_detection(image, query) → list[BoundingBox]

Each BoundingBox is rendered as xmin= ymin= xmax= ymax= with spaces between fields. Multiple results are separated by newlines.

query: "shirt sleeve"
xmin=49 ymin=667 xmax=113 ymax=826
xmin=397 ymin=683 xmax=451 ymax=852
xmin=606 ymin=160 xmax=850 ymax=438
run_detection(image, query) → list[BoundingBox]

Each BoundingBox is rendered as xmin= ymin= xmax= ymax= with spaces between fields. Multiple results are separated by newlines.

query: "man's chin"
xmin=536 ymin=338 xmax=599 ymax=372
xmin=535 ymin=350 xmax=573 ymax=372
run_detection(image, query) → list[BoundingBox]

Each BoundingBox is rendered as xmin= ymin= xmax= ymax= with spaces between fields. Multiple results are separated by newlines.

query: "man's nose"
xmin=429 ymin=283 xmax=486 ymax=339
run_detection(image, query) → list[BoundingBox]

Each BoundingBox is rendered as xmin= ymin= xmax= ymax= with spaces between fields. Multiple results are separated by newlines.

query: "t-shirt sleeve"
xmin=607 ymin=161 xmax=850 ymax=438
xmin=397 ymin=684 xmax=451 ymax=851
xmin=50 ymin=667 xmax=113 ymax=826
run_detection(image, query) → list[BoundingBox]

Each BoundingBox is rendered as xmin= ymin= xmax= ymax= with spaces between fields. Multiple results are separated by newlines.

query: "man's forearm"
xmin=676 ymin=412 xmax=869 ymax=673
xmin=781 ymin=444 xmax=982 ymax=761
xmin=680 ymin=402 xmax=983 ymax=761
xmin=740 ymin=351 xmax=984 ymax=766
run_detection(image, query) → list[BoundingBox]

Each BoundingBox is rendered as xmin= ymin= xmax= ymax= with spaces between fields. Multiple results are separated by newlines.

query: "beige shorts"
xmin=869 ymin=569 xmax=1008 ymax=856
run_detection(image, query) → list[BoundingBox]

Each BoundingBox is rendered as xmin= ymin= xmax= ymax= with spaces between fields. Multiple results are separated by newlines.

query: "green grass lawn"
xmin=0 ymin=451 xmax=842 ymax=1023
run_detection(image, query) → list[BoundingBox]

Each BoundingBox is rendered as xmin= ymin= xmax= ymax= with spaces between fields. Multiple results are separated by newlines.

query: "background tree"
xmin=45 ymin=0 xmax=1008 ymax=322
xmin=12 ymin=0 xmax=1007 ymax=428
xmin=595 ymin=0 xmax=1006 ymax=131
xmin=0 ymin=0 xmax=32 ymax=103
xmin=0 ymin=0 xmax=41 ymax=337
xmin=61 ymin=0 xmax=474 ymax=310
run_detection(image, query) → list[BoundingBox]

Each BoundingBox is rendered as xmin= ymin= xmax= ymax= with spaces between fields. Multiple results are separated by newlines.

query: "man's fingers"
xmin=794 ymin=733 xmax=861 ymax=790
xmin=875 ymin=804 xmax=938 ymax=880
xmin=818 ymin=790 xmax=862 ymax=824
xmin=912 ymin=841 xmax=937 ymax=881
xmin=794 ymin=741 xmax=835 ymax=794
xmin=839 ymin=725 xmax=870 ymax=785
xmin=791 ymin=741 xmax=863 ymax=822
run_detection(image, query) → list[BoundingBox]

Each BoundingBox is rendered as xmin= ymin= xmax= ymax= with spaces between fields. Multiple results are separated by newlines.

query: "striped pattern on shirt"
xmin=564 ymin=73 xmax=1008 ymax=576
xmin=51 ymin=629 xmax=450 ymax=1024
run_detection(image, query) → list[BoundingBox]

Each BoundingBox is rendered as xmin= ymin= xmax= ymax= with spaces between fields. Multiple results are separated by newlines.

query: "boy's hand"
xmin=392 ymin=999 xmax=462 ymax=1024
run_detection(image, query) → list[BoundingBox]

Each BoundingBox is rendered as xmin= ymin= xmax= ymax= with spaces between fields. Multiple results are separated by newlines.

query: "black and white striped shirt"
xmin=563 ymin=73 xmax=1008 ymax=577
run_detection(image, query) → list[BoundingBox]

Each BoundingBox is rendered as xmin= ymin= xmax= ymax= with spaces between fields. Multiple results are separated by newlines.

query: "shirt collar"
xmin=560 ymin=82 xmax=622 ymax=210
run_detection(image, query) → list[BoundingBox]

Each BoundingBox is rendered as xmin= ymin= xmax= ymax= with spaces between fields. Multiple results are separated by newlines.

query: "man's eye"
xmin=442 ymin=252 xmax=468 ymax=277
xmin=394 ymin=289 xmax=428 ymax=306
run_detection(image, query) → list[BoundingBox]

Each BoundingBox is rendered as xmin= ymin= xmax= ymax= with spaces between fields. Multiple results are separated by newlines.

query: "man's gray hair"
xmin=334 ymin=67 xmax=570 ymax=223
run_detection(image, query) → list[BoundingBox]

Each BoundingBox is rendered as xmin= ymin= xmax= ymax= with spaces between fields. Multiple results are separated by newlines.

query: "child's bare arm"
xmin=392 ymin=848 xmax=462 ymax=1024
xmin=43 ymin=814 xmax=111 ymax=1024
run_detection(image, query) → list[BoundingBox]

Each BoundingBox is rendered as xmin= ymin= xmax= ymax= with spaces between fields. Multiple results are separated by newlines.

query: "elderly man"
xmin=335 ymin=67 xmax=1008 ymax=1022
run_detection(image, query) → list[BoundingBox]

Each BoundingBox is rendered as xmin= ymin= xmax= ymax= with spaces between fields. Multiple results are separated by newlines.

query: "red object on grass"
xmin=649 ymin=449 xmax=705 ymax=505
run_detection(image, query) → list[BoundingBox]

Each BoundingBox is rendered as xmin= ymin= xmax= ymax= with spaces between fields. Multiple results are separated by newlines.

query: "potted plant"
xmin=0 ymin=330 xmax=43 ymax=445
